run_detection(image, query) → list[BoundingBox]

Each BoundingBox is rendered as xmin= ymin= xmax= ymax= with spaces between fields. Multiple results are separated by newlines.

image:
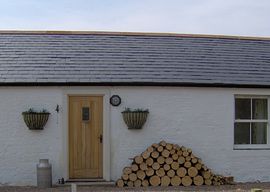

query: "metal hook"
xmin=55 ymin=104 xmax=59 ymax=113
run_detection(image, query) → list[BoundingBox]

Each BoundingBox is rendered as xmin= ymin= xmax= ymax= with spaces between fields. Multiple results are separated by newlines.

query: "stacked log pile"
xmin=116 ymin=141 xmax=232 ymax=187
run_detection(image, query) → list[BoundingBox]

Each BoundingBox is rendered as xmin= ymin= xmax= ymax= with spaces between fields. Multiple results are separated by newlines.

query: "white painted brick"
xmin=0 ymin=86 xmax=270 ymax=185
xmin=0 ymin=87 xmax=63 ymax=186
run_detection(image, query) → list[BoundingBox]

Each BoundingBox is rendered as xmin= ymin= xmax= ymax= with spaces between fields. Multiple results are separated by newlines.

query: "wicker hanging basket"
xmin=22 ymin=112 xmax=50 ymax=130
xmin=122 ymin=110 xmax=149 ymax=129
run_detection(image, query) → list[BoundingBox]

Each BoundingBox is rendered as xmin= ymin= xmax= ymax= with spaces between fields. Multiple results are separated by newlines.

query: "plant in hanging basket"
xmin=22 ymin=108 xmax=50 ymax=130
xmin=121 ymin=108 xmax=149 ymax=129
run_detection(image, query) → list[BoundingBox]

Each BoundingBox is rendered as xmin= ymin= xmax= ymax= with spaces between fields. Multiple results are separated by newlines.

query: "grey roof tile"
xmin=0 ymin=32 xmax=270 ymax=87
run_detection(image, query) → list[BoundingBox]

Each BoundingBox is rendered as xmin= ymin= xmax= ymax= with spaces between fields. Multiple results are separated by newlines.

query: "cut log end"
xmin=149 ymin=175 xmax=161 ymax=187
xmin=161 ymin=176 xmax=171 ymax=187
xmin=194 ymin=175 xmax=204 ymax=186
xmin=171 ymin=176 xmax=181 ymax=186
xmin=116 ymin=179 xmax=124 ymax=187
xmin=177 ymin=167 xmax=187 ymax=177
xmin=131 ymin=164 xmax=139 ymax=172
xmin=134 ymin=179 xmax=142 ymax=187
xmin=123 ymin=167 xmax=132 ymax=175
xmin=129 ymin=173 xmax=137 ymax=182
xmin=137 ymin=170 xmax=146 ymax=180
xmin=188 ymin=167 xmax=198 ymax=177
xmin=142 ymin=180 xmax=149 ymax=187
xmin=127 ymin=181 xmax=134 ymax=187
xmin=151 ymin=151 xmax=159 ymax=159
xmin=182 ymin=176 xmax=192 ymax=187
xmin=134 ymin=156 xmax=143 ymax=164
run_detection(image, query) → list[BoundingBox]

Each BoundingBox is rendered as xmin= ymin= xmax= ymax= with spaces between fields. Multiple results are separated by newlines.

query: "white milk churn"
xmin=37 ymin=159 xmax=52 ymax=188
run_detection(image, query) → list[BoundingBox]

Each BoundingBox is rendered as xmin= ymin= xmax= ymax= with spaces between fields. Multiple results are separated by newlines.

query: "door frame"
xmin=62 ymin=88 xmax=111 ymax=181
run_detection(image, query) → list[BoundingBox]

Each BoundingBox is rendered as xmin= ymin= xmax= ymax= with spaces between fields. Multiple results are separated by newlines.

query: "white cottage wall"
xmin=0 ymin=87 xmax=63 ymax=186
xmin=110 ymin=87 xmax=270 ymax=182
xmin=0 ymin=86 xmax=270 ymax=185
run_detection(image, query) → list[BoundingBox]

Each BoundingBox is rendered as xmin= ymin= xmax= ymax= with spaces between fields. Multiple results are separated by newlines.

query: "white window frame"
xmin=234 ymin=95 xmax=270 ymax=150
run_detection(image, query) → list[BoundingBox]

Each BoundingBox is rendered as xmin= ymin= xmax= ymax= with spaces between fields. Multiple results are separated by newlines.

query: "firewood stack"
xmin=116 ymin=141 xmax=232 ymax=187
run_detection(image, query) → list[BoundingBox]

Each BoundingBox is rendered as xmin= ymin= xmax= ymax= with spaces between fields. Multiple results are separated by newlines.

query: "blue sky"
xmin=0 ymin=0 xmax=269 ymax=36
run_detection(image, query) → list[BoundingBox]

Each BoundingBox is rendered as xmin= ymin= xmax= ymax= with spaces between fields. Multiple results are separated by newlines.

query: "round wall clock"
xmin=110 ymin=95 xmax=121 ymax=106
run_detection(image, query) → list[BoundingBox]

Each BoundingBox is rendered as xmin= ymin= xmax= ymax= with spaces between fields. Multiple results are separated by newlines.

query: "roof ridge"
xmin=0 ymin=30 xmax=269 ymax=41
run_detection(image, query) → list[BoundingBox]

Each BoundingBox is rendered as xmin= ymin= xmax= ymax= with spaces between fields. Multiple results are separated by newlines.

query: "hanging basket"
xmin=122 ymin=110 xmax=149 ymax=129
xmin=22 ymin=112 xmax=50 ymax=130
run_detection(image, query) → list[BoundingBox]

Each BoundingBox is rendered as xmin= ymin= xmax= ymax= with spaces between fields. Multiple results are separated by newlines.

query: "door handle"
xmin=98 ymin=134 xmax=103 ymax=143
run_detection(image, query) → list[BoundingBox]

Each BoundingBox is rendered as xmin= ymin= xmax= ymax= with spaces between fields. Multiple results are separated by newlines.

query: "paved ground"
xmin=0 ymin=182 xmax=270 ymax=191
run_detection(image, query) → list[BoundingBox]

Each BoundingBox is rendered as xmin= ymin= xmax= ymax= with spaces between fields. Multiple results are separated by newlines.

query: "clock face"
xmin=110 ymin=95 xmax=121 ymax=106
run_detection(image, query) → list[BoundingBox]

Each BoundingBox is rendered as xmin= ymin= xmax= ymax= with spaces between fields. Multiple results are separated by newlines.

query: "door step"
xmin=67 ymin=179 xmax=106 ymax=182
xmin=61 ymin=179 xmax=115 ymax=186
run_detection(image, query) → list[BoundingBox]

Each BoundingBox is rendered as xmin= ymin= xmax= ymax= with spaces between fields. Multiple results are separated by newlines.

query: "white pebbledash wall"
xmin=0 ymin=86 xmax=270 ymax=186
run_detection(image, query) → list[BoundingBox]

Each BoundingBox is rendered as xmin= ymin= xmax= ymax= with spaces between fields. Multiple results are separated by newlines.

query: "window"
xmin=234 ymin=97 xmax=268 ymax=146
xmin=82 ymin=107 xmax=90 ymax=121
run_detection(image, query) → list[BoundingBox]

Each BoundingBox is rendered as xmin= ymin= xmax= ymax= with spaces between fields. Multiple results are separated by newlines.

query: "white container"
xmin=37 ymin=159 xmax=52 ymax=188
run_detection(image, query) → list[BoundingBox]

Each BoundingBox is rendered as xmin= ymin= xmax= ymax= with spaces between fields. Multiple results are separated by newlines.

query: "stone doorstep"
xmin=66 ymin=178 xmax=106 ymax=182
xmin=55 ymin=180 xmax=115 ymax=186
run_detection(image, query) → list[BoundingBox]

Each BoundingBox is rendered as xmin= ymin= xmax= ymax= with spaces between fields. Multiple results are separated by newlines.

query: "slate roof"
xmin=0 ymin=31 xmax=270 ymax=87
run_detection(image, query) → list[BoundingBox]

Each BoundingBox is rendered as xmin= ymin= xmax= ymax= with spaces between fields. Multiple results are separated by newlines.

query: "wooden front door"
xmin=69 ymin=96 xmax=103 ymax=179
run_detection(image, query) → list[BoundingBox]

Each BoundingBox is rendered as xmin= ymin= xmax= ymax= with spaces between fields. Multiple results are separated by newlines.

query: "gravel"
xmin=0 ymin=182 xmax=270 ymax=192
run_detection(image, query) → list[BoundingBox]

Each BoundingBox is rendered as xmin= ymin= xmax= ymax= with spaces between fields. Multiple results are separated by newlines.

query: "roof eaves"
xmin=0 ymin=30 xmax=269 ymax=41
xmin=0 ymin=81 xmax=269 ymax=88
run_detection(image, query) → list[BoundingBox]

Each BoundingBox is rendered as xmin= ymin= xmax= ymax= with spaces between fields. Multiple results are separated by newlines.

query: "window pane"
xmin=251 ymin=122 xmax=267 ymax=144
xmin=82 ymin=107 xmax=90 ymax=121
xmin=235 ymin=98 xmax=251 ymax=119
xmin=252 ymin=99 xmax=268 ymax=120
xmin=234 ymin=122 xmax=250 ymax=144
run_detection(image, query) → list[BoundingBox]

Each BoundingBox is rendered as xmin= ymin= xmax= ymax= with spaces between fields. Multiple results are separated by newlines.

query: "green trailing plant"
xmin=122 ymin=108 xmax=149 ymax=113
xmin=22 ymin=108 xmax=50 ymax=114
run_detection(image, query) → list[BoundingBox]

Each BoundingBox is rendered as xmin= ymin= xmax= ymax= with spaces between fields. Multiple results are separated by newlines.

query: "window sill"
xmin=234 ymin=144 xmax=270 ymax=150
xmin=234 ymin=148 xmax=270 ymax=150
